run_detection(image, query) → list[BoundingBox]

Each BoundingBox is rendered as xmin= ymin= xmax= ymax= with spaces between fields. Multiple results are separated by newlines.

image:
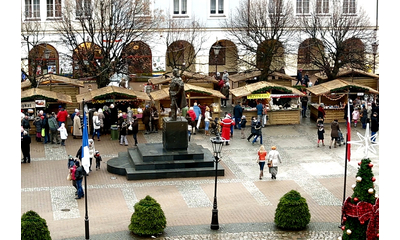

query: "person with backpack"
xmin=74 ymin=161 xmax=85 ymax=200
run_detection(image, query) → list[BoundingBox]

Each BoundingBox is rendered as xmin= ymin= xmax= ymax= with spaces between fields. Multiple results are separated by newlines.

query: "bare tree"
xmin=222 ymin=0 xmax=296 ymax=80
xmin=21 ymin=20 xmax=47 ymax=88
xmin=163 ymin=16 xmax=208 ymax=75
xmin=298 ymin=0 xmax=375 ymax=81
xmin=52 ymin=0 xmax=162 ymax=87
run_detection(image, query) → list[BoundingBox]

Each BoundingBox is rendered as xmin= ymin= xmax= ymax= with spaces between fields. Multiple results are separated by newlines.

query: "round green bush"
xmin=21 ymin=210 xmax=51 ymax=240
xmin=274 ymin=190 xmax=311 ymax=230
xmin=128 ymin=195 xmax=167 ymax=236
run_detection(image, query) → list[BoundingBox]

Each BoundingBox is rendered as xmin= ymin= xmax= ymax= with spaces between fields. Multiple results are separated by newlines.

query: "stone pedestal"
xmin=162 ymin=116 xmax=188 ymax=151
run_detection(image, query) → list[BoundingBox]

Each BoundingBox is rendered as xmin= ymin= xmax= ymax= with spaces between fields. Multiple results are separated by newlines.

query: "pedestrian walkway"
xmin=21 ymin=108 xmax=379 ymax=240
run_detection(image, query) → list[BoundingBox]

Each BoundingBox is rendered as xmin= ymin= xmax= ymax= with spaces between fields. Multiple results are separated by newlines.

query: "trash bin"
xmin=110 ymin=125 xmax=119 ymax=140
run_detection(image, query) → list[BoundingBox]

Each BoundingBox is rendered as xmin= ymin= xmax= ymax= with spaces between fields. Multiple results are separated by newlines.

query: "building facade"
xmin=21 ymin=0 xmax=379 ymax=80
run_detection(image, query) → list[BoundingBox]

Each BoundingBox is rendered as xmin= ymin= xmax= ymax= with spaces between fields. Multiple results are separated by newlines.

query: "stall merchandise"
xmin=306 ymin=79 xmax=379 ymax=123
xmin=230 ymin=81 xmax=305 ymax=125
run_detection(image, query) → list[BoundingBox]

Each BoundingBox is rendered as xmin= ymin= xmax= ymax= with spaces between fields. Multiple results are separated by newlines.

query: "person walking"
xmin=33 ymin=116 xmax=43 ymax=142
xmin=257 ymin=145 xmax=267 ymax=180
xmin=58 ymin=123 xmax=68 ymax=146
xmin=317 ymin=124 xmax=325 ymax=147
xmin=193 ymin=102 xmax=202 ymax=132
xmin=74 ymin=161 xmax=85 ymax=200
xmin=267 ymin=146 xmax=282 ymax=179
xmin=97 ymin=108 xmax=105 ymax=135
xmin=204 ymin=106 xmax=213 ymax=136
xmin=120 ymin=121 xmax=129 ymax=146
xmin=256 ymin=101 xmax=263 ymax=126
xmin=73 ymin=112 xmax=82 ymax=138
xmin=56 ymin=107 xmax=69 ymax=127
xmin=361 ymin=105 xmax=368 ymax=129
xmin=240 ymin=115 xmax=247 ymax=139
xmin=92 ymin=111 xmax=101 ymax=141
xmin=42 ymin=113 xmax=50 ymax=144
xmin=94 ymin=151 xmax=102 ymax=170
xmin=220 ymin=114 xmax=235 ymax=145
xmin=88 ymin=139 xmax=95 ymax=173
xmin=301 ymin=96 xmax=308 ymax=118
xmin=220 ymin=82 xmax=230 ymax=107
xmin=370 ymin=112 xmax=379 ymax=143
xmin=247 ymin=117 xmax=258 ymax=142
xmin=233 ymin=102 xmax=243 ymax=130
xmin=48 ymin=112 xmax=61 ymax=144
xmin=318 ymin=103 xmax=326 ymax=120
xmin=352 ymin=107 xmax=360 ymax=128
xmin=150 ymin=107 xmax=159 ymax=133
xmin=21 ymin=130 xmax=31 ymax=163
xmin=69 ymin=159 xmax=78 ymax=196
xmin=295 ymin=69 xmax=302 ymax=85
xmin=252 ymin=121 xmax=263 ymax=145
xmin=131 ymin=115 xmax=139 ymax=146
xmin=329 ymin=119 xmax=340 ymax=149
xmin=142 ymin=105 xmax=151 ymax=135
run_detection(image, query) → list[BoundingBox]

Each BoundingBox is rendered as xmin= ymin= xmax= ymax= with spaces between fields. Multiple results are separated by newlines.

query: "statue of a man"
xmin=169 ymin=69 xmax=187 ymax=121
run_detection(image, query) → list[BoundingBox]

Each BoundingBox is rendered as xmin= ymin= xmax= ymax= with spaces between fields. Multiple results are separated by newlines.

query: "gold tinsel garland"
xmin=323 ymin=93 xmax=346 ymax=101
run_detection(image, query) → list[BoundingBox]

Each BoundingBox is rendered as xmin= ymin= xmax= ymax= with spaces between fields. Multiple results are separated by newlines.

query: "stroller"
xmin=210 ymin=117 xmax=220 ymax=135
xmin=337 ymin=130 xmax=345 ymax=146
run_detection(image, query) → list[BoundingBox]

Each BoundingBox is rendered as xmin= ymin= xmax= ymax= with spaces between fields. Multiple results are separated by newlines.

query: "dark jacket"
xmin=48 ymin=116 xmax=58 ymax=131
xmin=131 ymin=119 xmax=139 ymax=134
xmin=75 ymin=166 xmax=84 ymax=180
xmin=21 ymin=134 xmax=31 ymax=148
xmin=240 ymin=118 xmax=247 ymax=128
xmin=33 ymin=117 xmax=43 ymax=133
xmin=21 ymin=118 xmax=31 ymax=130
xmin=233 ymin=105 xmax=243 ymax=118
xmin=250 ymin=120 xmax=258 ymax=134
xmin=142 ymin=107 xmax=151 ymax=124
xmin=254 ymin=122 xmax=262 ymax=135
xmin=330 ymin=121 xmax=340 ymax=138
xmin=370 ymin=115 xmax=379 ymax=132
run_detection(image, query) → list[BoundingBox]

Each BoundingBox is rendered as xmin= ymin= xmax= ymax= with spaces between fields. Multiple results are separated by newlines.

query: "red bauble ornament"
xmin=372 ymin=177 xmax=376 ymax=182
xmin=353 ymin=197 xmax=359 ymax=202
xmin=358 ymin=162 xmax=362 ymax=166
xmin=341 ymin=225 xmax=346 ymax=230
xmin=343 ymin=216 xmax=347 ymax=222
xmin=368 ymin=163 xmax=374 ymax=168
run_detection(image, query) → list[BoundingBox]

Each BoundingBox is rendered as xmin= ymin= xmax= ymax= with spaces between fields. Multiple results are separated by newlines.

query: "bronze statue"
xmin=169 ymin=69 xmax=187 ymax=121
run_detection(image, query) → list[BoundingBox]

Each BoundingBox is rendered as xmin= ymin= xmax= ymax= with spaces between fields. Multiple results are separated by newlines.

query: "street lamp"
xmin=210 ymin=133 xmax=225 ymax=230
xmin=372 ymin=42 xmax=378 ymax=74
xmin=213 ymin=43 xmax=222 ymax=77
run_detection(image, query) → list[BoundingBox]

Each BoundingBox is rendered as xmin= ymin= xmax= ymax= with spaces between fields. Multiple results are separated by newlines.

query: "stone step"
xmin=135 ymin=143 xmax=205 ymax=162
xmin=125 ymin=164 xmax=224 ymax=180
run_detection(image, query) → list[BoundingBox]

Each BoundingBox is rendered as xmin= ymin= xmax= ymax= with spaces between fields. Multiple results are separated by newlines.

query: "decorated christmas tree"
xmin=341 ymin=158 xmax=379 ymax=240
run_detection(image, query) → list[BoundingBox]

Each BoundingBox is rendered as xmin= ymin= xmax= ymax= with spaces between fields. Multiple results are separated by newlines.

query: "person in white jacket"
xmin=58 ymin=123 xmax=68 ymax=146
xmin=267 ymin=146 xmax=282 ymax=179
xmin=88 ymin=139 xmax=95 ymax=173
xmin=204 ymin=106 xmax=213 ymax=136
xmin=92 ymin=112 xmax=101 ymax=141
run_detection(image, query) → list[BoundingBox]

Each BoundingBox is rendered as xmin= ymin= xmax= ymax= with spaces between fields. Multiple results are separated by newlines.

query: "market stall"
xmin=21 ymin=88 xmax=73 ymax=134
xmin=307 ymin=79 xmax=379 ymax=123
xmin=76 ymin=86 xmax=151 ymax=130
xmin=315 ymin=68 xmax=379 ymax=91
xmin=230 ymin=81 xmax=306 ymax=125
xmin=150 ymin=83 xmax=225 ymax=129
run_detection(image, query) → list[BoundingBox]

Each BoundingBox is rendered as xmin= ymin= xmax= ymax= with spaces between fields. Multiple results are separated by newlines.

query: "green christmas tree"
xmin=341 ymin=158 xmax=379 ymax=240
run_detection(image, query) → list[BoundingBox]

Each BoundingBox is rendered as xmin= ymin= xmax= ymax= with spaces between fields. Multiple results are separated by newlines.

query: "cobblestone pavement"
xmin=21 ymin=107 xmax=379 ymax=240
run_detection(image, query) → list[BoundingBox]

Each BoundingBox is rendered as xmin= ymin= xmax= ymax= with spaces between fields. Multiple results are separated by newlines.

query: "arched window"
xmin=72 ymin=42 xmax=102 ymax=78
xmin=28 ymin=44 xmax=59 ymax=76
xmin=122 ymin=41 xmax=152 ymax=74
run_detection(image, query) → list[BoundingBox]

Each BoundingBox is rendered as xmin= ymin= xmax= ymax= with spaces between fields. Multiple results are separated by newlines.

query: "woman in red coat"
xmin=220 ymin=115 xmax=235 ymax=145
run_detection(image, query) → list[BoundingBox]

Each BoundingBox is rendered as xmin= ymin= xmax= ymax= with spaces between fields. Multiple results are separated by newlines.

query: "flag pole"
xmin=340 ymin=133 xmax=349 ymax=227
xmin=82 ymin=99 xmax=90 ymax=239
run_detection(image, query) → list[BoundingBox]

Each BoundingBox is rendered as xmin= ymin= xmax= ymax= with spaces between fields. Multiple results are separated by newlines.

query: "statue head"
xmin=173 ymin=68 xmax=179 ymax=77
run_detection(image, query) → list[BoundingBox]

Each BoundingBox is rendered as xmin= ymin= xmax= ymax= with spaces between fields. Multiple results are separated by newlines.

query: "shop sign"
xmin=35 ymin=100 xmax=46 ymax=107
xmin=247 ymin=93 xmax=271 ymax=99
xmin=21 ymin=101 xmax=35 ymax=109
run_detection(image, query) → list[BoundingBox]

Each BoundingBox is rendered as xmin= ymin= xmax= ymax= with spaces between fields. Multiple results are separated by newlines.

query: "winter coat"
xmin=120 ymin=122 xmax=128 ymax=136
xmin=352 ymin=110 xmax=360 ymax=121
xmin=88 ymin=139 xmax=95 ymax=158
xmin=33 ymin=117 xmax=44 ymax=133
xmin=204 ymin=111 xmax=212 ymax=122
xmin=21 ymin=118 xmax=31 ymax=130
xmin=317 ymin=127 xmax=325 ymax=140
xmin=142 ymin=108 xmax=151 ymax=124
xmin=267 ymin=150 xmax=282 ymax=167
xmin=97 ymin=112 xmax=105 ymax=127
xmin=233 ymin=105 xmax=243 ymax=118
xmin=73 ymin=115 xmax=82 ymax=136
xmin=254 ymin=122 xmax=262 ymax=135
xmin=131 ymin=119 xmax=139 ymax=134
xmin=187 ymin=109 xmax=196 ymax=121
xmin=330 ymin=121 xmax=340 ymax=138
xmin=220 ymin=117 xmax=235 ymax=141
xmin=58 ymin=123 xmax=68 ymax=140
xmin=193 ymin=105 xmax=201 ymax=120
xmin=221 ymin=85 xmax=229 ymax=99
xmin=250 ymin=119 xmax=258 ymax=134
xmin=256 ymin=103 xmax=263 ymax=116
xmin=240 ymin=118 xmax=247 ymax=128
xmin=93 ymin=115 xmax=101 ymax=130
xmin=48 ymin=116 xmax=58 ymax=131
xmin=370 ymin=115 xmax=379 ymax=132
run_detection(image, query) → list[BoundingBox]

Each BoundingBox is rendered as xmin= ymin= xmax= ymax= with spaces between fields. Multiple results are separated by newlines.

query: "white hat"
xmin=75 ymin=108 xmax=79 ymax=113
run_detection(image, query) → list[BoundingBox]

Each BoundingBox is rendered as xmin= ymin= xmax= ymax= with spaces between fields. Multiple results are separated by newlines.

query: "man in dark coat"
xmin=131 ymin=115 xmax=139 ymax=146
xmin=370 ymin=112 xmax=379 ymax=143
xmin=233 ymin=102 xmax=243 ymax=129
xmin=169 ymin=68 xmax=187 ymax=121
xmin=142 ymin=105 xmax=151 ymax=134
xmin=21 ymin=130 xmax=31 ymax=163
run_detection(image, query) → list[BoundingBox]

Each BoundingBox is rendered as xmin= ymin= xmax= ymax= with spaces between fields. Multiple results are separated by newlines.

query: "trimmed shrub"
xmin=129 ymin=195 xmax=167 ymax=236
xmin=21 ymin=210 xmax=51 ymax=240
xmin=274 ymin=190 xmax=311 ymax=230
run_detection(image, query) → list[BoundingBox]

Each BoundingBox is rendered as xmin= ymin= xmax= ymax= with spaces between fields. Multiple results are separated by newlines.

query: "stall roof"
xmin=21 ymin=88 xmax=73 ymax=103
xmin=76 ymin=86 xmax=150 ymax=103
xmin=230 ymin=81 xmax=306 ymax=98
xmin=21 ymin=74 xmax=84 ymax=89
xmin=268 ymin=72 xmax=296 ymax=80
xmin=315 ymin=68 xmax=379 ymax=80
xmin=150 ymin=83 xmax=225 ymax=101
xmin=229 ymin=70 xmax=262 ymax=82
xmin=150 ymin=71 xmax=217 ymax=85
xmin=306 ymin=79 xmax=379 ymax=95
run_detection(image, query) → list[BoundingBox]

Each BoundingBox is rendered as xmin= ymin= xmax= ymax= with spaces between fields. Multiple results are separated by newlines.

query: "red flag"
xmin=346 ymin=99 xmax=351 ymax=161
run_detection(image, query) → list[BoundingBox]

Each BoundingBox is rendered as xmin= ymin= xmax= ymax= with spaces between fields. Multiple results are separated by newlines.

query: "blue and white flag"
xmin=81 ymin=110 xmax=90 ymax=174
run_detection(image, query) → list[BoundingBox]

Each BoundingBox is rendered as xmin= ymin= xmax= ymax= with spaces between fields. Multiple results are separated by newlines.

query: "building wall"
xmin=21 ymin=0 xmax=380 ymax=77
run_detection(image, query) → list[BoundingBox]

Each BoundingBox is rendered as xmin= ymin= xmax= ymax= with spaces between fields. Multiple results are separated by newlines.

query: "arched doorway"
xmin=208 ymin=39 xmax=237 ymax=75
xmin=297 ymin=38 xmax=325 ymax=71
xmin=28 ymin=44 xmax=59 ymax=76
xmin=122 ymin=41 xmax=152 ymax=74
xmin=341 ymin=38 xmax=365 ymax=70
xmin=72 ymin=42 xmax=102 ymax=78
xmin=256 ymin=40 xmax=285 ymax=79
xmin=166 ymin=40 xmax=195 ymax=72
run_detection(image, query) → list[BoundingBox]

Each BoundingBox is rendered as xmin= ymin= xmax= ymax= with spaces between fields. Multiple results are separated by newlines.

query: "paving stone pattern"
xmin=21 ymin=108 xmax=379 ymax=240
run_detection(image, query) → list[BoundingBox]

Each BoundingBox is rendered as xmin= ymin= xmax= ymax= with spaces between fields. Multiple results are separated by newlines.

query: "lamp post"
xmin=372 ymin=42 xmax=378 ymax=74
xmin=210 ymin=133 xmax=225 ymax=230
xmin=213 ymin=43 xmax=222 ymax=77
